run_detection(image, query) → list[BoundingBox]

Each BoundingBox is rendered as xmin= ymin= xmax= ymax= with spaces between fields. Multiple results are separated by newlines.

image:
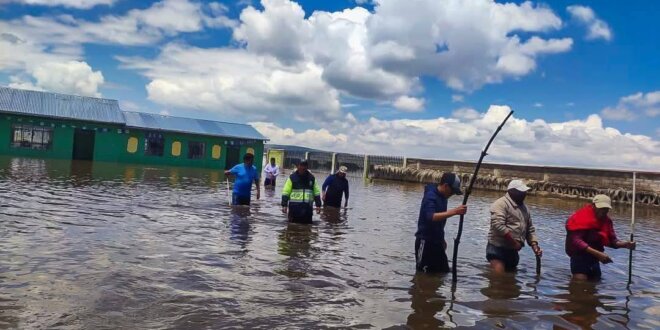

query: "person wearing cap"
xmin=414 ymin=172 xmax=467 ymax=273
xmin=565 ymin=194 xmax=636 ymax=280
xmin=281 ymin=159 xmax=322 ymax=224
xmin=224 ymin=153 xmax=260 ymax=206
xmin=264 ymin=157 xmax=280 ymax=189
xmin=487 ymin=179 xmax=542 ymax=273
xmin=321 ymin=165 xmax=350 ymax=208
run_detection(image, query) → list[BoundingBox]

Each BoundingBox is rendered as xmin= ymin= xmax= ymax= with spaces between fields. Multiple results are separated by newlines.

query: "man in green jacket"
xmin=281 ymin=159 xmax=322 ymax=224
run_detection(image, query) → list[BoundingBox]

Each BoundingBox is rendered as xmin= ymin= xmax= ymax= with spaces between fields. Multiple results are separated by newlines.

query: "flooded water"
xmin=0 ymin=156 xmax=658 ymax=329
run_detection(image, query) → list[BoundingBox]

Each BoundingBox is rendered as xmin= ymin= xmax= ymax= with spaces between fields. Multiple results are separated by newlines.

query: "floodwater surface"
xmin=0 ymin=157 xmax=658 ymax=329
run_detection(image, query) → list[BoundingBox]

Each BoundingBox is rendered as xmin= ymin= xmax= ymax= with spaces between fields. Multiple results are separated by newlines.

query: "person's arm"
xmin=224 ymin=165 xmax=237 ymax=176
xmin=526 ymin=215 xmax=542 ymax=256
xmin=281 ymin=178 xmax=292 ymax=211
xmin=343 ymin=182 xmax=349 ymax=207
xmin=608 ymin=222 xmax=636 ymax=250
xmin=568 ymin=230 xmax=612 ymax=263
xmin=254 ymin=173 xmax=261 ymax=199
xmin=423 ymin=199 xmax=465 ymax=222
xmin=490 ymin=201 xmax=517 ymax=248
xmin=322 ymin=176 xmax=332 ymax=193
xmin=313 ymin=180 xmax=322 ymax=210
xmin=273 ymin=166 xmax=279 ymax=177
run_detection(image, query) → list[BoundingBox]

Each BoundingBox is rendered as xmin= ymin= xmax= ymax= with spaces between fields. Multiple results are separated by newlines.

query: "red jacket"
xmin=565 ymin=204 xmax=618 ymax=257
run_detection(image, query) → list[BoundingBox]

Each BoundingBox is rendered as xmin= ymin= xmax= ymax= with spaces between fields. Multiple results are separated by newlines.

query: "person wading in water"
xmin=224 ymin=153 xmax=260 ymax=206
xmin=281 ymin=160 xmax=322 ymax=224
xmin=321 ymin=165 xmax=349 ymax=209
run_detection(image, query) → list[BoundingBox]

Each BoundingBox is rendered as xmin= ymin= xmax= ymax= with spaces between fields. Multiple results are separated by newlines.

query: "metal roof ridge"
xmin=0 ymin=85 xmax=120 ymax=103
xmin=120 ymin=110 xmax=255 ymax=127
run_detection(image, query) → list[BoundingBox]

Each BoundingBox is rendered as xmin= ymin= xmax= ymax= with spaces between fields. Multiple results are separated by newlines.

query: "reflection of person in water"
xmin=556 ymin=280 xmax=602 ymax=328
xmin=276 ymin=223 xmax=318 ymax=279
xmin=407 ymin=273 xmax=448 ymax=328
xmin=229 ymin=207 xmax=252 ymax=252
xmin=480 ymin=273 xmax=522 ymax=301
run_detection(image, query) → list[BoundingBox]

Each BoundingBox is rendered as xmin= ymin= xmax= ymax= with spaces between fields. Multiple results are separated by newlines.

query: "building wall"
xmin=1 ymin=114 xmax=265 ymax=172
xmin=0 ymin=113 xmax=124 ymax=160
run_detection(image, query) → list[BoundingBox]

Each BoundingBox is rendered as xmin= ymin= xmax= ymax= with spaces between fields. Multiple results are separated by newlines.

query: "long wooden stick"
xmin=627 ymin=172 xmax=636 ymax=286
xmin=451 ymin=110 xmax=514 ymax=282
xmin=226 ymin=177 xmax=232 ymax=206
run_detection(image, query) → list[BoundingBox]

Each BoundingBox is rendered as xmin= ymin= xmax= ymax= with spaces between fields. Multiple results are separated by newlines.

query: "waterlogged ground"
xmin=0 ymin=157 xmax=658 ymax=329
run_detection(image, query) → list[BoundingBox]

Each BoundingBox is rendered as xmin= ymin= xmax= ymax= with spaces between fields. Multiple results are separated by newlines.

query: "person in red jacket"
xmin=565 ymin=194 xmax=636 ymax=280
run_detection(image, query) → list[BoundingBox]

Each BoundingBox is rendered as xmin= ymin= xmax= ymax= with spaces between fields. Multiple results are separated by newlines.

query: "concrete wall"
xmin=406 ymin=158 xmax=659 ymax=193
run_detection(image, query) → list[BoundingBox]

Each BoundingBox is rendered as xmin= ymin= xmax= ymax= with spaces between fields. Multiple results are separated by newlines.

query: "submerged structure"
xmin=0 ymin=86 xmax=266 ymax=170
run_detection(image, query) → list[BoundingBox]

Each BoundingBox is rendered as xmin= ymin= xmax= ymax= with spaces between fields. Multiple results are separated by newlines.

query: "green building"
xmin=0 ymin=86 xmax=267 ymax=170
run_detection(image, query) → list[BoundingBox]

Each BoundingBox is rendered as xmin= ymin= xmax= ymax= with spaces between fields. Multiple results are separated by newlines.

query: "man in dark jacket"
xmin=281 ymin=160 xmax=322 ymax=224
xmin=415 ymin=173 xmax=467 ymax=273
xmin=321 ymin=165 xmax=350 ymax=208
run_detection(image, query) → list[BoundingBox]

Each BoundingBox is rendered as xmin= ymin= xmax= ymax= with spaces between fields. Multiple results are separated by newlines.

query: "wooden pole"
xmin=627 ymin=172 xmax=636 ymax=286
xmin=451 ymin=110 xmax=514 ymax=282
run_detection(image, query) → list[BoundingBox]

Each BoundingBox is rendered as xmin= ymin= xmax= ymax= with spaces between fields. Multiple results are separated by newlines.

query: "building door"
xmin=72 ymin=129 xmax=96 ymax=160
xmin=225 ymin=146 xmax=241 ymax=170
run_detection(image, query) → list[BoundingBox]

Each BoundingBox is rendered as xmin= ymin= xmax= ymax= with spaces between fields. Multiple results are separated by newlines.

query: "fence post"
xmin=331 ymin=153 xmax=337 ymax=174
xmin=305 ymin=151 xmax=309 ymax=160
xmin=363 ymin=155 xmax=370 ymax=179
xmin=403 ymin=157 xmax=407 ymax=168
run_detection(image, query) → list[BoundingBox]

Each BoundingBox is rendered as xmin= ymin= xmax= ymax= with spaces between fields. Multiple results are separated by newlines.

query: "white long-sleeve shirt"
xmin=264 ymin=164 xmax=280 ymax=179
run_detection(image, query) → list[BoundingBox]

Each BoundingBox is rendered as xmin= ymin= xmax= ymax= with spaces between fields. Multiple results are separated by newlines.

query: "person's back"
xmin=322 ymin=167 xmax=349 ymax=208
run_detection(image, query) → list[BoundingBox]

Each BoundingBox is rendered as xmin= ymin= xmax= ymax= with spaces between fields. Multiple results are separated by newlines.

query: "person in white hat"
xmin=321 ymin=165 xmax=350 ymax=208
xmin=487 ymin=179 xmax=543 ymax=273
xmin=565 ymin=194 xmax=636 ymax=280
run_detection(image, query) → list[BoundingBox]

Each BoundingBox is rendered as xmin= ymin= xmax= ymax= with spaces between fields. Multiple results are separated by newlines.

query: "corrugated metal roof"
xmin=122 ymin=111 xmax=267 ymax=140
xmin=0 ymin=86 xmax=125 ymax=124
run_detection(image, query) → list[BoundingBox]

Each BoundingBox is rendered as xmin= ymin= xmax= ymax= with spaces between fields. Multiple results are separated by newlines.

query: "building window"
xmin=188 ymin=141 xmax=205 ymax=159
xmin=211 ymin=145 xmax=221 ymax=159
xmin=127 ymin=137 xmax=138 ymax=153
xmin=144 ymin=132 xmax=164 ymax=156
xmin=11 ymin=124 xmax=52 ymax=150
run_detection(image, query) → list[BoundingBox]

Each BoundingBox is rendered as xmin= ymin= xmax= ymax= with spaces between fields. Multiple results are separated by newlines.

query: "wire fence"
xmin=264 ymin=146 xmax=405 ymax=179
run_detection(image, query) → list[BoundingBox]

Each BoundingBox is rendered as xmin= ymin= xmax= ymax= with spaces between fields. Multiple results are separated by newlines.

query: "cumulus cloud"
xmin=452 ymin=94 xmax=464 ymax=103
xmin=567 ymin=5 xmax=612 ymax=41
xmin=393 ymin=96 xmax=424 ymax=112
xmin=601 ymin=91 xmax=660 ymax=121
xmin=123 ymin=0 xmax=573 ymax=118
xmin=255 ymin=106 xmax=660 ymax=170
xmin=2 ymin=0 xmax=116 ymax=9
xmin=9 ymin=61 xmax=104 ymax=97
xmin=118 ymin=43 xmax=341 ymax=121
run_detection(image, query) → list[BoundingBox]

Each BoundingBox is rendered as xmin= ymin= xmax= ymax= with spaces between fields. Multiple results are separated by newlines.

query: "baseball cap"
xmin=338 ymin=166 xmax=348 ymax=174
xmin=440 ymin=173 xmax=463 ymax=195
xmin=592 ymin=194 xmax=612 ymax=209
xmin=507 ymin=179 xmax=530 ymax=192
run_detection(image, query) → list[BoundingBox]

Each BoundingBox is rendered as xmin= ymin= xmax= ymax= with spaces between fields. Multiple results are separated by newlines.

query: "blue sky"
xmin=0 ymin=0 xmax=658 ymax=168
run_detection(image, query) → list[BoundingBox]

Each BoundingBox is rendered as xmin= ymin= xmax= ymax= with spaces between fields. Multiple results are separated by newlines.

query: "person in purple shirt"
xmin=565 ymin=195 xmax=636 ymax=280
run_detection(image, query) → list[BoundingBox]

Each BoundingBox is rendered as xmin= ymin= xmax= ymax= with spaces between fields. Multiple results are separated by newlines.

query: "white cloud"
xmin=118 ymin=43 xmax=341 ymax=121
xmin=9 ymin=61 xmax=104 ymax=97
xmin=601 ymin=91 xmax=660 ymax=121
xmin=534 ymin=102 xmax=543 ymax=108
xmin=452 ymin=107 xmax=481 ymax=120
xmin=451 ymin=94 xmax=464 ymax=103
xmin=393 ymin=96 xmax=424 ymax=112
xmin=567 ymin=5 xmax=612 ymax=41
xmin=254 ymin=105 xmax=660 ymax=170
xmin=4 ymin=0 xmax=116 ymax=9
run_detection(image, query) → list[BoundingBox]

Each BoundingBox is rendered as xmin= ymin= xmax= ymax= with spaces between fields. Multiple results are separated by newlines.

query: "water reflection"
xmin=277 ymin=223 xmax=318 ymax=279
xmin=0 ymin=156 xmax=658 ymax=329
xmin=407 ymin=274 xmax=448 ymax=329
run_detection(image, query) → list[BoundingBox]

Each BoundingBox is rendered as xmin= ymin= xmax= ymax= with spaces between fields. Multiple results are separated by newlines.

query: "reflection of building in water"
xmin=276 ymin=224 xmax=318 ymax=279
xmin=407 ymin=274 xmax=448 ymax=328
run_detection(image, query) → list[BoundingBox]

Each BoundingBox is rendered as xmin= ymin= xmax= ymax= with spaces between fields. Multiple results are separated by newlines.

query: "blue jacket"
xmin=415 ymin=184 xmax=448 ymax=242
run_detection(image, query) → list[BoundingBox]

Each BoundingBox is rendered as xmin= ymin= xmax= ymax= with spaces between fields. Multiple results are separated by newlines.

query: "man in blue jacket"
xmin=415 ymin=172 xmax=467 ymax=273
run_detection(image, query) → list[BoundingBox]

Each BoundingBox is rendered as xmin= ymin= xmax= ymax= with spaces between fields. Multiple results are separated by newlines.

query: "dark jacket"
xmin=322 ymin=174 xmax=349 ymax=207
xmin=281 ymin=170 xmax=322 ymax=223
xmin=415 ymin=184 xmax=448 ymax=242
